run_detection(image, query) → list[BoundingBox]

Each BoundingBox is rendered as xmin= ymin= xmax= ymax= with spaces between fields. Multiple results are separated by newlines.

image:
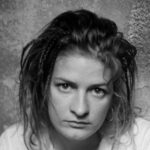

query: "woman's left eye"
xmin=91 ymin=88 xmax=107 ymax=97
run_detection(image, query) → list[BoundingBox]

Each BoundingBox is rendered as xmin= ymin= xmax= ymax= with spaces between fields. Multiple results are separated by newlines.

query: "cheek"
xmin=48 ymin=88 xmax=72 ymax=118
xmin=48 ymin=94 xmax=67 ymax=127
xmin=90 ymin=99 xmax=111 ymax=127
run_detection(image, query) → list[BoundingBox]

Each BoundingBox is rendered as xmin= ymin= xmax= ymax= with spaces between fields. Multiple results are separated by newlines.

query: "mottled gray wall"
xmin=0 ymin=0 xmax=150 ymax=134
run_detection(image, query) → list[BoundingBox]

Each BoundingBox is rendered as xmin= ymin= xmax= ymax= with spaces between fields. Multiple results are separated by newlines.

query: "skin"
xmin=48 ymin=51 xmax=113 ymax=150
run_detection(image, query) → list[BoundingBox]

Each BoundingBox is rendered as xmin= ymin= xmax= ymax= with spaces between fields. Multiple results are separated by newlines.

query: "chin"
xmin=58 ymin=127 xmax=96 ymax=141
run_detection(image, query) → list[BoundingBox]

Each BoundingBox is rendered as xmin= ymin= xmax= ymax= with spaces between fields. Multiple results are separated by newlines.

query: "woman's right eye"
xmin=56 ymin=83 xmax=72 ymax=92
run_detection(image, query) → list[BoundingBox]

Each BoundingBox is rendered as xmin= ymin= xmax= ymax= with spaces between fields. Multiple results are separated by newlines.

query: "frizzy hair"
xmin=19 ymin=9 xmax=137 ymax=149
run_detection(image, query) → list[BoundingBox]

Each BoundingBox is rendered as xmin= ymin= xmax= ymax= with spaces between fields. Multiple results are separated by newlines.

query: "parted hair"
xmin=19 ymin=9 xmax=137 ymax=149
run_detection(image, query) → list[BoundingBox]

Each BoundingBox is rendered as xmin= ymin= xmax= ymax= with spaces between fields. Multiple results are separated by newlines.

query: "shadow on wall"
xmin=0 ymin=0 xmax=150 ymax=134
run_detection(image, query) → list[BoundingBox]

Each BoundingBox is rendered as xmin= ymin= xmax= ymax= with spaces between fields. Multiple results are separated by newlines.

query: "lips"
xmin=67 ymin=121 xmax=90 ymax=124
xmin=65 ymin=120 xmax=90 ymax=128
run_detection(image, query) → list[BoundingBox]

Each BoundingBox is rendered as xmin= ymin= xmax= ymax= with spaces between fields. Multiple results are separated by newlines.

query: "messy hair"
xmin=19 ymin=9 xmax=137 ymax=149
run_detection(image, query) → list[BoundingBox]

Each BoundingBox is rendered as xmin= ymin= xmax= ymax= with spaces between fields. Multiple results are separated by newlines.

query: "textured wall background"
xmin=0 ymin=0 xmax=150 ymax=134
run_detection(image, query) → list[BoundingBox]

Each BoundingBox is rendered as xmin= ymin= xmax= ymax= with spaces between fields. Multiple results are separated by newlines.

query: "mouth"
xmin=65 ymin=120 xmax=90 ymax=128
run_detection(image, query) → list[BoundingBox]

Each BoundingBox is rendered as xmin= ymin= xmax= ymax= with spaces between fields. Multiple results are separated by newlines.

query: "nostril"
xmin=71 ymin=110 xmax=89 ymax=119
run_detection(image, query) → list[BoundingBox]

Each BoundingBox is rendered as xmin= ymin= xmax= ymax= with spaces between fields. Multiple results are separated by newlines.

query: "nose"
xmin=70 ymin=91 xmax=89 ymax=118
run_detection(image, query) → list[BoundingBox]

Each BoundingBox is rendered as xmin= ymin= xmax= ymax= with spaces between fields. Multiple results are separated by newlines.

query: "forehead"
xmin=52 ymin=53 xmax=112 ymax=84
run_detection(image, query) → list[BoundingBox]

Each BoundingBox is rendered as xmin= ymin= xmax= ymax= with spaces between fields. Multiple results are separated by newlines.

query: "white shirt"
xmin=0 ymin=118 xmax=150 ymax=150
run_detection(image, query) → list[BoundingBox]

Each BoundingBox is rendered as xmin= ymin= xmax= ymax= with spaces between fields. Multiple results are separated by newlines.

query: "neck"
xmin=50 ymin=129 xmax=101 ymax=150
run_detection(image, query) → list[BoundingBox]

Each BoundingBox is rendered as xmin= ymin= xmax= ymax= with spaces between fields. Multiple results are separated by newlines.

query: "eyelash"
xmin=55 ymin=83 xmax=72 ymax=92
xmin=55 ymin=82 xmax=108 ymax=96
xmin=91 ymin=87 xmax=108 ymax=97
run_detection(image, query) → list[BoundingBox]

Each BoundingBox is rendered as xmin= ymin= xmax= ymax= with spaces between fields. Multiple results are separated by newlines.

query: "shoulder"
xmin=135 ymin=117 xmax=150 ymax=128
xmin=0 ymin=123 xmax=24 ymax=140
xmin=112 ymin=117 xmax=150 ymax=150
xmin=133 ymin=117 xmax=150 ymax=136
xmin=1 ymin=123 xmax=23 ymax=136
xmin=133 ymin=117 xmax=150 ymax=149
xmin=0 ymin=124 xmax=27 ymax=150
xmin=120 ymin=117 xmax=150 ymax=150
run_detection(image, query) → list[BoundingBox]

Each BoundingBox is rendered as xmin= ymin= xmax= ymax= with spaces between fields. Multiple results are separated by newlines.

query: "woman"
xmin=0 ymin=9 xmax=150 ymax=150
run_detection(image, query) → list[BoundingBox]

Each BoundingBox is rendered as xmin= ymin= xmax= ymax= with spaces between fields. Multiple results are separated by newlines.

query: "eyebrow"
xmin=53 ymin=77 xmax=110 ymax=88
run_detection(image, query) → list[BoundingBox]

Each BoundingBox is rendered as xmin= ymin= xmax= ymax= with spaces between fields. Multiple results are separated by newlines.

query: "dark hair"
xmin=19 ymin=9 xmax=137 ymax=149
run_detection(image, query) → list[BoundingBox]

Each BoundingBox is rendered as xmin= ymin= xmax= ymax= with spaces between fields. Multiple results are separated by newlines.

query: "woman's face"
xmin=48 ymin=52 xmax=113 ymax=141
